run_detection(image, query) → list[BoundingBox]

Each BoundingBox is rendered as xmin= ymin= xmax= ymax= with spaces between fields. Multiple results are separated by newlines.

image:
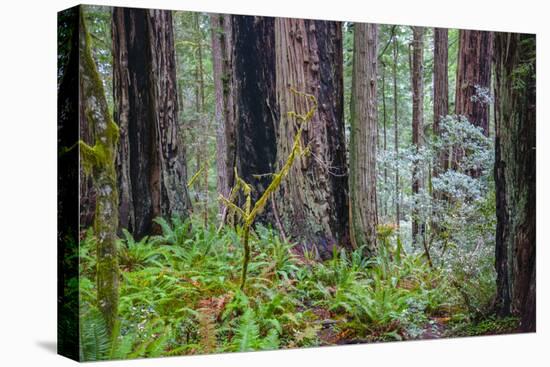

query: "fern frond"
xmin=233 ymin=309 xmax=260 ymax=352
xmin=79 ymin=308 xmax=110 ymax=361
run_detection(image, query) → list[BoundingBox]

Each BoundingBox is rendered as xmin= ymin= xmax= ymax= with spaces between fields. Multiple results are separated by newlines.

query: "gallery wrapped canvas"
xmin=58 ymin=4 xmax=536 ymax=362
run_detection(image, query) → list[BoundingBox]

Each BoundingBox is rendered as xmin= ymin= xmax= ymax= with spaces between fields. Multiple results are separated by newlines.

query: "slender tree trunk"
xmin=80 ymin=9 xmax=119 ymax=334
xmin=393 ymin=32 xmax=400 ymax=227
xmin=381 ymin=61 xmax=388 ymax=219
xmin=194 ymin=13 xmax=209 ymax=227
xmin=275 ymin=18 xmax=349 ymax=259
xmin=455 ymin=30 xmax=493 ymax=135
xmin=232 ymin=15 xmax=278 ymax=223
xmin=112 ymin=8 xmax=191 ymax=238
xmin=493 ymin=32 xmax=536 ymax=332
xmin=349 ymin=23 xmax=378 ymax=255
xmin=432 ymin=28 xmax=449 ymax=233
xmin=411 ymin=26 xmax=426 ymax=252
xmin=211 ymin=14 xmax=236 ymax=220
xmin=433 ymin=28 xmax=449 ymax=172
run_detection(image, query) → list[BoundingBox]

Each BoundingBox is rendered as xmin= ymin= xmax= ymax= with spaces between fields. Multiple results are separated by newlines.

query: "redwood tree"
xmin=231 ymin=15 xmax=278 ymax=223
xmin=349 ymin=23 xmax=378 ymax=254
xmin=433 ymin=27 xmax=449 ymax=173
xmin=112 ymin=8 xmax=191 ymax=238
xmin=411 ymin=26 xmax=426 ymax=250
xmin=392 ymin=32 xmax=400 ymax=227
xmin=455 ymin=30 xmax=493 ymax=135
xmin=211 ymin=14 xmax=236 ymax=218
xmin=275 ymin=18 xmax=348 ymax=259
xmin=493 ymin=32 xmax=536 ymax=332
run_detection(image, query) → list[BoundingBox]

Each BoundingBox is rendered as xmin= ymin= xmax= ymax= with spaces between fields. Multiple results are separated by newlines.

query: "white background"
xmin=0 ymin=0 xmax=547 ymax=365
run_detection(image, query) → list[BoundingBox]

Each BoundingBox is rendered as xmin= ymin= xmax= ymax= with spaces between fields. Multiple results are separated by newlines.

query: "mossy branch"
xmin=218 ymin=88 xmax=317 ymax=292
xmin=187 ymin=164 xmax=206 ymax=188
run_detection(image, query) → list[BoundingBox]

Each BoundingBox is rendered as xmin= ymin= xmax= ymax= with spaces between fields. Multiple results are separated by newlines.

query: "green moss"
xmin=449 ymin=316 xmax=519 ymax=337
xmin=79 ymin=7 xmax=119 ymax=336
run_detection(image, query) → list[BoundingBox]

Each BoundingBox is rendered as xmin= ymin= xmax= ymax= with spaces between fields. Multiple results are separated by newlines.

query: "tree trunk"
xmin=79 ymin=9 xmax=119 ymax=334
xmin=455 ymin=30 xmax=493 ymax=135
xmin=433 ymin=28 xmax=449 ymax=173
xmin=232 ymin=15 xmax=278 ymax=223
xmin=411 ymin=26 xmax=426 ymax=250
xmin=194 ymin=13 xmax=208 ymax=227
xmin=493 ymin=32 xmax=536 ymax=332
xmin=57 ymin=7 xmax=80 ymax=359
xmin=211 ymin=14 xmax=236 ymax=220
xmin=393 ymin=32 xmax=400 ymax=227
xmin=112 ymin=8 xmax=191 ymax=238
xmin=381 ymin=60 xmax=388 ymax=219
xmin=275 ymin=18 xmax=349 ymax=259
xmin=79 ymin=90 xmax=96 ymax=228
xmin=349 ymin=23 xmax=378 ymax=255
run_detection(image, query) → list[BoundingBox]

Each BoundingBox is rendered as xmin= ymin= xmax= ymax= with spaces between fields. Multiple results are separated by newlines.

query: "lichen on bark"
xmin=79 ymin=8 xmax=119 ymax=335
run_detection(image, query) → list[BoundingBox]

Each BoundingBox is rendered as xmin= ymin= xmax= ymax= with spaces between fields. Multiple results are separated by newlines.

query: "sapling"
xmin=219 ymin=88 xmax=317 ymax=291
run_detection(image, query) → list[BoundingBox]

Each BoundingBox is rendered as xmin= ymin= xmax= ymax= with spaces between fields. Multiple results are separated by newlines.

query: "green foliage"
xmin=449 ymin=316 xmax=519 ymax=337
xmin=218 ymin=89 xmax=317 ymax=291
xmin=79 ymin=307 xmax=110 ymax=361
xmin=79 ymin=214 xmax=502 ymax=359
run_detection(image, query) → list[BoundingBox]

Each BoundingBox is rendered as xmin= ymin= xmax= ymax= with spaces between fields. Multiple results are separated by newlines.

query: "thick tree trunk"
xmin=211 ymin=14 xmax=236 ymax=219
xmin=433 ymin=28 xmax=449 ymax=173
xmin=349 ymin=23 xmax=378 ymax=255
xmin=57 ymin=7 xmax=80 ymax=359
xmin=455 ymin=30 xmax=493 ymax=135
xmin=79 ymin=9 xmax=119 ymax=334
xmin=112 ymin=8 xmax=190 ymax=238
xmin=275 ymin=18 xmax=349 ymax=259
xmin=411 ymin=27 xmax=425 ymax=249
xmin=232 ymin=15 xmax=278 ymax=223
xmin=493 ymin=32 xmax=536 ymax=332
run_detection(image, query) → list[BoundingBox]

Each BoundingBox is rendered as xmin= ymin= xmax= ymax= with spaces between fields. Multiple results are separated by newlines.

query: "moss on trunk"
xmin=79 ymin=8 xmax=119 ymax=335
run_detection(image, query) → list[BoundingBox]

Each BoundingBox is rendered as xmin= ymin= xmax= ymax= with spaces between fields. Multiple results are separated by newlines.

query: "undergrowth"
xmin=78 ymin=217 xmax=503 ymax=360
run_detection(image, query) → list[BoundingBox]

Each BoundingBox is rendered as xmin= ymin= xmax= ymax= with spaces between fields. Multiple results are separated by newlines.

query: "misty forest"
xmin=58 ymin=6 xmax=535 ymax=361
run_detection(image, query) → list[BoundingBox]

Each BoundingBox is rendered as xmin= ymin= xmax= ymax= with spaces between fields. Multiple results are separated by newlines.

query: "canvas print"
xmin=57 ymin=4 xmax=536 ymax=361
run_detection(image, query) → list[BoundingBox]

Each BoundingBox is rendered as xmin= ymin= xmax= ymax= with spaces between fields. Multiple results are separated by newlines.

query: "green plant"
xmin=231 ymin=309 xmax=280 ymax=352
xmin=219 ymin=89 xmax=317 ymax=292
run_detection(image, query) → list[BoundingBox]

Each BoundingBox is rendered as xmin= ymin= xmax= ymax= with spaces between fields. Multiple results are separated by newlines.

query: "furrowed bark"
xmin=494 ymin=32 xmax=536 ymax=332
xmin=147 ymin=9 xmax=192 ymax=223
xmin=455 ymin=30 xmax=493 ymax=135
xmin=211 ymin=13 xmax=236 ymax=220
xmin=232 ymin=15 xmax=278 ymax=224
xmin=112 ymin=8 xmax=190 ymax=238
xmin=349 ymin=23 xmax=378 ymax=255
xmin=275 ymin=18 xmax=349 ymax=259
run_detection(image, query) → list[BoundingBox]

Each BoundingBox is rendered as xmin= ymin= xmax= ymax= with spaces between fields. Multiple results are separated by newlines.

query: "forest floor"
xmin=77 ymin=218 xmax=519 ymax=361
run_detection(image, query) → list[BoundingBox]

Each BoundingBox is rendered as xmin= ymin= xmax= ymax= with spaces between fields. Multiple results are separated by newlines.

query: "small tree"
xmin=220 ymin=89 xmax=316 ymax=292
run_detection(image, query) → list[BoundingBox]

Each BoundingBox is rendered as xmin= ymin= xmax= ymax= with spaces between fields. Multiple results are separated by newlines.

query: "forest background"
xmin=1 ymin=0 xmax=544 ymax=367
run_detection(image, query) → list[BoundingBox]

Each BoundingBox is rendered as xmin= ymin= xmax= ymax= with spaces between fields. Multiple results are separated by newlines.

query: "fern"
xmin=79 ymin=308 xmax=110 ymax=361
xmin=233 ymin=309 xmax=260 ymax=352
